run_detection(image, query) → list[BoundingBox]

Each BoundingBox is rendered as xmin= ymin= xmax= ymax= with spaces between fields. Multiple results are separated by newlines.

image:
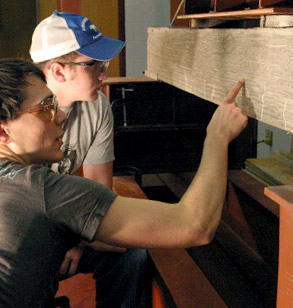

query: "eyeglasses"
xmin=18 ymin=95 xmax=58 ymax=124
xmin=59 ymin=60 xmax=109 ymax=73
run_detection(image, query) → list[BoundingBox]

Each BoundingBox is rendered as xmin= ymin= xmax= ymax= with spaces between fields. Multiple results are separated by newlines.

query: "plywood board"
xmin=146 ymin=27 xmax=293 ymax=133
xmin=245 ymin=157 xmax=293 ymax=185
xmin=274 ymin=150 xmax=293 ymax=169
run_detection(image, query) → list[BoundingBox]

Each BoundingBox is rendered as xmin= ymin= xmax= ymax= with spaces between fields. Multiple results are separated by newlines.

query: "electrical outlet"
xmin=264 ymin=129 xmax=273 ymax=146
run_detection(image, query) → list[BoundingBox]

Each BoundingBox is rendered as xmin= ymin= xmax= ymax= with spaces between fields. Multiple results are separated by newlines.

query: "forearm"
xmin=97 ymin=136 xmax=230 ymax=249
xmin=179 ymin=135 xmax=229 ymax=244
xmin=95 ymin=81 xmax=247 ymax=249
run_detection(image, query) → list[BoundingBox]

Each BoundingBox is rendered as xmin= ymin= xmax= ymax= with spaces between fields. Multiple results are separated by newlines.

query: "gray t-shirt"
xmin=51 ymin=91 xmax=115 ymax=175
xmin=0 ymin=159 xmax=117 ymax=307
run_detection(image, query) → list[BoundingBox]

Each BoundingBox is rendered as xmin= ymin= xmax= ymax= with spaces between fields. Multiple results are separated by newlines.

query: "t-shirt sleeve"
xmin=43 ymin=170 xmax=117 ymax=242
xmin=83 ymin=94 xmax=115 ymax=166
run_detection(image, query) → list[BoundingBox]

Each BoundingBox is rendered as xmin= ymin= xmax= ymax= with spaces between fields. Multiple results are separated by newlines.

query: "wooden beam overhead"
xmin=146 ymin=27 xmax=293 ymax=133
xmin=177 ymin=7 xmax=293 ymax=20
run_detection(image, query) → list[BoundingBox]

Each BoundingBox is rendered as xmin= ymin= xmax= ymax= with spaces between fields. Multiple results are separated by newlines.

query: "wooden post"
xmin=57 ymin=0 xmax=81 ymax=14
xmin=264 ymin=185 xmax=293 ymax=308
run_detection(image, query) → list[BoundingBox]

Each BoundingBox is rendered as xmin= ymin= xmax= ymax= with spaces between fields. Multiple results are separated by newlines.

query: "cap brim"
xmin=76 ymin=36 xmax=125 ymax=61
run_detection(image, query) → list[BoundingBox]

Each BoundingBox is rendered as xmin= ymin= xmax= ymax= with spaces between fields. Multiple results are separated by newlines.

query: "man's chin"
xmin=47 ymin=152 xmax=64 ymax=164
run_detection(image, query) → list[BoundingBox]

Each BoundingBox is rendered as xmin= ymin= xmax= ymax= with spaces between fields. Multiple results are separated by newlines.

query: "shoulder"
xmin=0 ymin=160 xmax=52 ymax=195
xmin=44 ymin=168 xmax=115 ymax=196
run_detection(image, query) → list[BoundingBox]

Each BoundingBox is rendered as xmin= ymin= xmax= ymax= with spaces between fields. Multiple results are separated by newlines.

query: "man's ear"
xmin=0 ymin=121 xmax=11 ymax=144
xmin=50 ymin=62 xmax=67 ymax=83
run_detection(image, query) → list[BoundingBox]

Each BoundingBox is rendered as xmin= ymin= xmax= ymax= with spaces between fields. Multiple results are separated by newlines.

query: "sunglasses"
xmin=59 ymin=60 xmax=109 ymax=73
xmin=18 ymin=95 xmax=58 ymax=124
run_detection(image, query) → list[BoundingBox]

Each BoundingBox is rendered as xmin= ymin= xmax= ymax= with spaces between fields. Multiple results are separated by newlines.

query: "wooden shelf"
xmin=178 ymin=7 xmax=293 ymax=21
xmin=102 ymin=76 xmax=156 ymax=85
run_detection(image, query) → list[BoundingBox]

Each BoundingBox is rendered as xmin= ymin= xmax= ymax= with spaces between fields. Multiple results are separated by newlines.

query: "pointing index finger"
xmin=223 ymin=79 xmax=245 ymax=104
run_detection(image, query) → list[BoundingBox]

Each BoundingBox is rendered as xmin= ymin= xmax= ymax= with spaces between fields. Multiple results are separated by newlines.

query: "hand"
xmin=85 ymin=240 xmax=126 ymax=253
xmin=59 ymin=245 xmax=84 ymax=276
xmin=59 ymin=240 xmax=125 ymax=277
xmin=207 ymin=80 xmax=248 ymax=143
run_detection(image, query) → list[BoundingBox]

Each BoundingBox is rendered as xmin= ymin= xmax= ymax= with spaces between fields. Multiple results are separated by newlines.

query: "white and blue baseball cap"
xmin=30 ymin=11 xmax=125 ymax=62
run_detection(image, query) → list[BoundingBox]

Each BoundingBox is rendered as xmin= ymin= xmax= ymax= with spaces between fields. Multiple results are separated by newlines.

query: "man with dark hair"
xmin=0 ymin=58 xmax=247 ymax=308
xmin=30 ymin=11 xmax=148 ymax=308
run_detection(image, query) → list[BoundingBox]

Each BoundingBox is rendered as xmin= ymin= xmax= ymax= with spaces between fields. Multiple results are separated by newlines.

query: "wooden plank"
xmin=264 ymin=185 xmax=293 ymax=308
xmin=274 ymin=150 xmax=293 ymax=169
xmin=147 ymin=27 xmax=293 ymax=132
xmin=56 ymin=274 xmax=95 ymax=307
xmin=101 ymin=76 xmax=157 ymax=101
xmin=229 ymin=169 xmax=280 ymax=216
xmin=264 ymin=185 xmax=293 ymax=208
xmin=156 ymin=171 xmax=280 ymax=216
xmin=245 ymin=158 xmax=293 ymax=185
xmin=57 ymin=0 xmax=81 ymax=14
xmin=216 ymin=221 xmax=278 ymax=307
xmin=103 ymin=76 xmax=156 ymax=85
xmin=113 ymin=177 xmax=227 ymax=307
xmin=112 ymin=177 xmax=148 ymax=199
xmin=143 ymin=70 xmax=158 ymax=80
xmin=148 ymin=248 xmax=228 ymax=308
xmin=177 ymin=7 xmax=293 ymax=20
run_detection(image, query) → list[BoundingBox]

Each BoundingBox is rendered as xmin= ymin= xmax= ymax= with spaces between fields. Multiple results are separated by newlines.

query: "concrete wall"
xmin=125 ymin=0 xmax=170 ymax=77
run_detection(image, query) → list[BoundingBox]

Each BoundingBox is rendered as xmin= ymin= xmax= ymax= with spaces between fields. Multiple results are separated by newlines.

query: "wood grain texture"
xmin=146 ymin=27 xmax=293 ymax=132
xmin=148 ymin=248 xmax=228 ymax=308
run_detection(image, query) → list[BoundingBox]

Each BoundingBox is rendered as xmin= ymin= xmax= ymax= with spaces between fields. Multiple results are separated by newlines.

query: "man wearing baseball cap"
xmin=30 ymin=11 xmax=147 ymax=308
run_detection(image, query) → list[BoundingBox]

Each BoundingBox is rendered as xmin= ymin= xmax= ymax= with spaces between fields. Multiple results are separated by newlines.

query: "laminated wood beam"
xmin=146 ymin=27 xmax=293 ymax=133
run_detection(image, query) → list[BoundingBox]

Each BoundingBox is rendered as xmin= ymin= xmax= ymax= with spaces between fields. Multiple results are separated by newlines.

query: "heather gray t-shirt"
xmin=51 ymin=91 xmax=115 ymax=175
xmin=0 ymin=159 xmax=117 ymax=307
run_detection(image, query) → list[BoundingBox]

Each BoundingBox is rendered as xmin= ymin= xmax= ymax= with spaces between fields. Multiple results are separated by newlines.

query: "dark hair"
xmin=0 ymin=59 xmax=46 ymax=121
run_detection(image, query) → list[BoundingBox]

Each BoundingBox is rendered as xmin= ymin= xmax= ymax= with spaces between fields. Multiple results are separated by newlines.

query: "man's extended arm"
xmin=95 ymin=80 xmax=248 ymax=249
